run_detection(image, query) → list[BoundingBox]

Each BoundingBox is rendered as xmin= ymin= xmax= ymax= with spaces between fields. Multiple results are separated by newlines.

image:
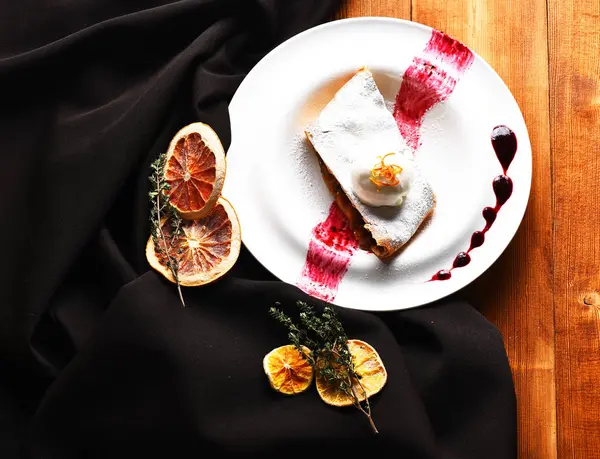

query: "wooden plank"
xmin=548 ymin=0 xmax=600 ymax=456
xmin=338 ymin=1 xmax=556 ymax=456
xmin=337 ymin=0 xmax=411 ymax=19
xmin=407 ymin=1 xmax=556 ymax=458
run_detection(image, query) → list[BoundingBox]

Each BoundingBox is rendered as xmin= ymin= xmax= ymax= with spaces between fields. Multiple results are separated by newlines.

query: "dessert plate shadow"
xmin=223 ymin=17 xmax=532 ymax=311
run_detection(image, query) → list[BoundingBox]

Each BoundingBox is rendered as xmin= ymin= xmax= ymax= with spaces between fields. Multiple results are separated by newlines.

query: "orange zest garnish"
xmin=369 ymin=153 xmax=403 ymax=191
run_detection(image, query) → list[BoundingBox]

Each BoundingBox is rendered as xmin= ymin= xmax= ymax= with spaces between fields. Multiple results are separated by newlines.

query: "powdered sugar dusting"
xmin=385 ymin=99 xmax=395 ymax=114
xmin=287 ymin=132 xmax=330 ymax=212
xmin=305 ymin=68 xmax=435 ymax=252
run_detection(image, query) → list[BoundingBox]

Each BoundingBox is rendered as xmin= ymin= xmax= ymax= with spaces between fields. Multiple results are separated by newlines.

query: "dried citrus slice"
xmin=164 ymin=122 xmax=226 ymax=220
xmin=263 ymin=345 xmax=314 ymax=395
xmin=146 ymin=197 xmax=241 ymax=286
xmin=316 ymin=339 xmax=387 ymax=407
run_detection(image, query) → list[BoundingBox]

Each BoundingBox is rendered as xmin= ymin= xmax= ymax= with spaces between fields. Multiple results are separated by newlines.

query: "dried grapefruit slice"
xmin=316 ymin=339 xmax=387 ymax=407
xmin=164 ymin=122 xmax=226 ymax=220
xmin=263 ymin=345 xmax=314 ymax=395
xmin=146 ymin=197 xmax=241 ymax=286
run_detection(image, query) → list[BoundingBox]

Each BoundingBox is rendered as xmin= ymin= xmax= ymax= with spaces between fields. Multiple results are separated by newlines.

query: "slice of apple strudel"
xmin=305 ymin=67 xmax=435 ymax=258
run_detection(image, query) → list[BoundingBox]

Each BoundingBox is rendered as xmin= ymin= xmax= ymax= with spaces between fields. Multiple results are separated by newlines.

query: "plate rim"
xmin=226 ymin=16 xmax=532 ymax=311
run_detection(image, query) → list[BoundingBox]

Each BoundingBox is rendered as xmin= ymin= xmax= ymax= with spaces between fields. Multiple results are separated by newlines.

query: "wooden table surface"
xmin=338 ymin=1 xmax=600 ymax=458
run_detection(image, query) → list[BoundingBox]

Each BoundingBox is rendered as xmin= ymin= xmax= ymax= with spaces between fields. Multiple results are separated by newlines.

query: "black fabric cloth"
xmin=0 ymin=1 xmax=517 ymax=457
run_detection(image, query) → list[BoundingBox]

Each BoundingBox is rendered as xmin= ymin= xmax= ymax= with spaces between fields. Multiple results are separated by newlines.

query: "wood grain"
xmin=338 ymin=0 xmax=557 ymax=457
xmin=337 ymin=0 xmax=410 ymax=19
xmin=548 ymin=0 xmax=600 ymax=457
xmin=409 ymin=1 xmax=556 ymax=457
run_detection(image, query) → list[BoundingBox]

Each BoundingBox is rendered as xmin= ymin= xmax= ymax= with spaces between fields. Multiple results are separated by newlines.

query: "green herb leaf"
xmin=270 ymin=301 xmax=378 ymax=433
xmin=149 ymin=153 xmax=186 ymax=307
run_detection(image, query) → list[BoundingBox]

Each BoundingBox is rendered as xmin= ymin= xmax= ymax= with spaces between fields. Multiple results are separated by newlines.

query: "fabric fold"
xmin=0 ymin=1 xmax=516 ymax=457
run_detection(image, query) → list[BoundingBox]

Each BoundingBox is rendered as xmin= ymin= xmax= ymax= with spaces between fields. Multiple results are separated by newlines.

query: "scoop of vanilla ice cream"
xmin=350 ymin=152 xmax=415 ymax=207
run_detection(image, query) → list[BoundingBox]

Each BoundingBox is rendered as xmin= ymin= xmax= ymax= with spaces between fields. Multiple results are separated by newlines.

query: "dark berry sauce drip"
xmin=430 ymin=269 xmax=451 ymax=281
xmin=452 ymin=252 xmax=471 ymax=268
xmin=493 ymin=175 xmax=513 ymax=206
xmin=491 ymin=125 xmax=518 ymax=174
xmin=483 ymin=207 xmax=497 ymax=230
xmin=430 ymin=125 xmax=517 ymax=281
xmin=469 ymin=231 xmax=485 ymax=250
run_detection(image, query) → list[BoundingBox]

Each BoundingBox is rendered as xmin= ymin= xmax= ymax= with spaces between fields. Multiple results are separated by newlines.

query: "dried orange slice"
xmin=316 ymin=339 xmax=387 ymax=407
xmin=146 ymin=197 xmax=241 ymax=286
xmin=263 ymin=345 xmax=314 ymax=395
xmin=164 ymin=122 xmax=226 ymax=220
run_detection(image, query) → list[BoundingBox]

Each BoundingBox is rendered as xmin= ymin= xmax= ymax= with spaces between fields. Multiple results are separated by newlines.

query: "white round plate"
xmin=223 ymin=17 xmax=531 ymax=311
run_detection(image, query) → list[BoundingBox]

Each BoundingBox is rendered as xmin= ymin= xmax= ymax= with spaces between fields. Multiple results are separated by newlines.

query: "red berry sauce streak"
xmin=430 ymin=125 xmax=517 ymax=281
xmin=297 ymin=202 xmax=358 ymax=302
xmin=297 ymin=30 xmax=474 ymax=301
xmin=393 ymin=30 xmax=475 ymax=151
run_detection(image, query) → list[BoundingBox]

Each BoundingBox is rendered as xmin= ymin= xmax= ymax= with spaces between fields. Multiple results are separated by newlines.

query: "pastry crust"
xmin=305 ymin=68 xmax=435 ymax=258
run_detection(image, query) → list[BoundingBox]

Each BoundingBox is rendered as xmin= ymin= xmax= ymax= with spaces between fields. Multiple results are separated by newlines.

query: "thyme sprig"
xmin=149 ymin=153 xmax=186 ymax=307
xmin=269 ymin=301 xmax=378 ymax=433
